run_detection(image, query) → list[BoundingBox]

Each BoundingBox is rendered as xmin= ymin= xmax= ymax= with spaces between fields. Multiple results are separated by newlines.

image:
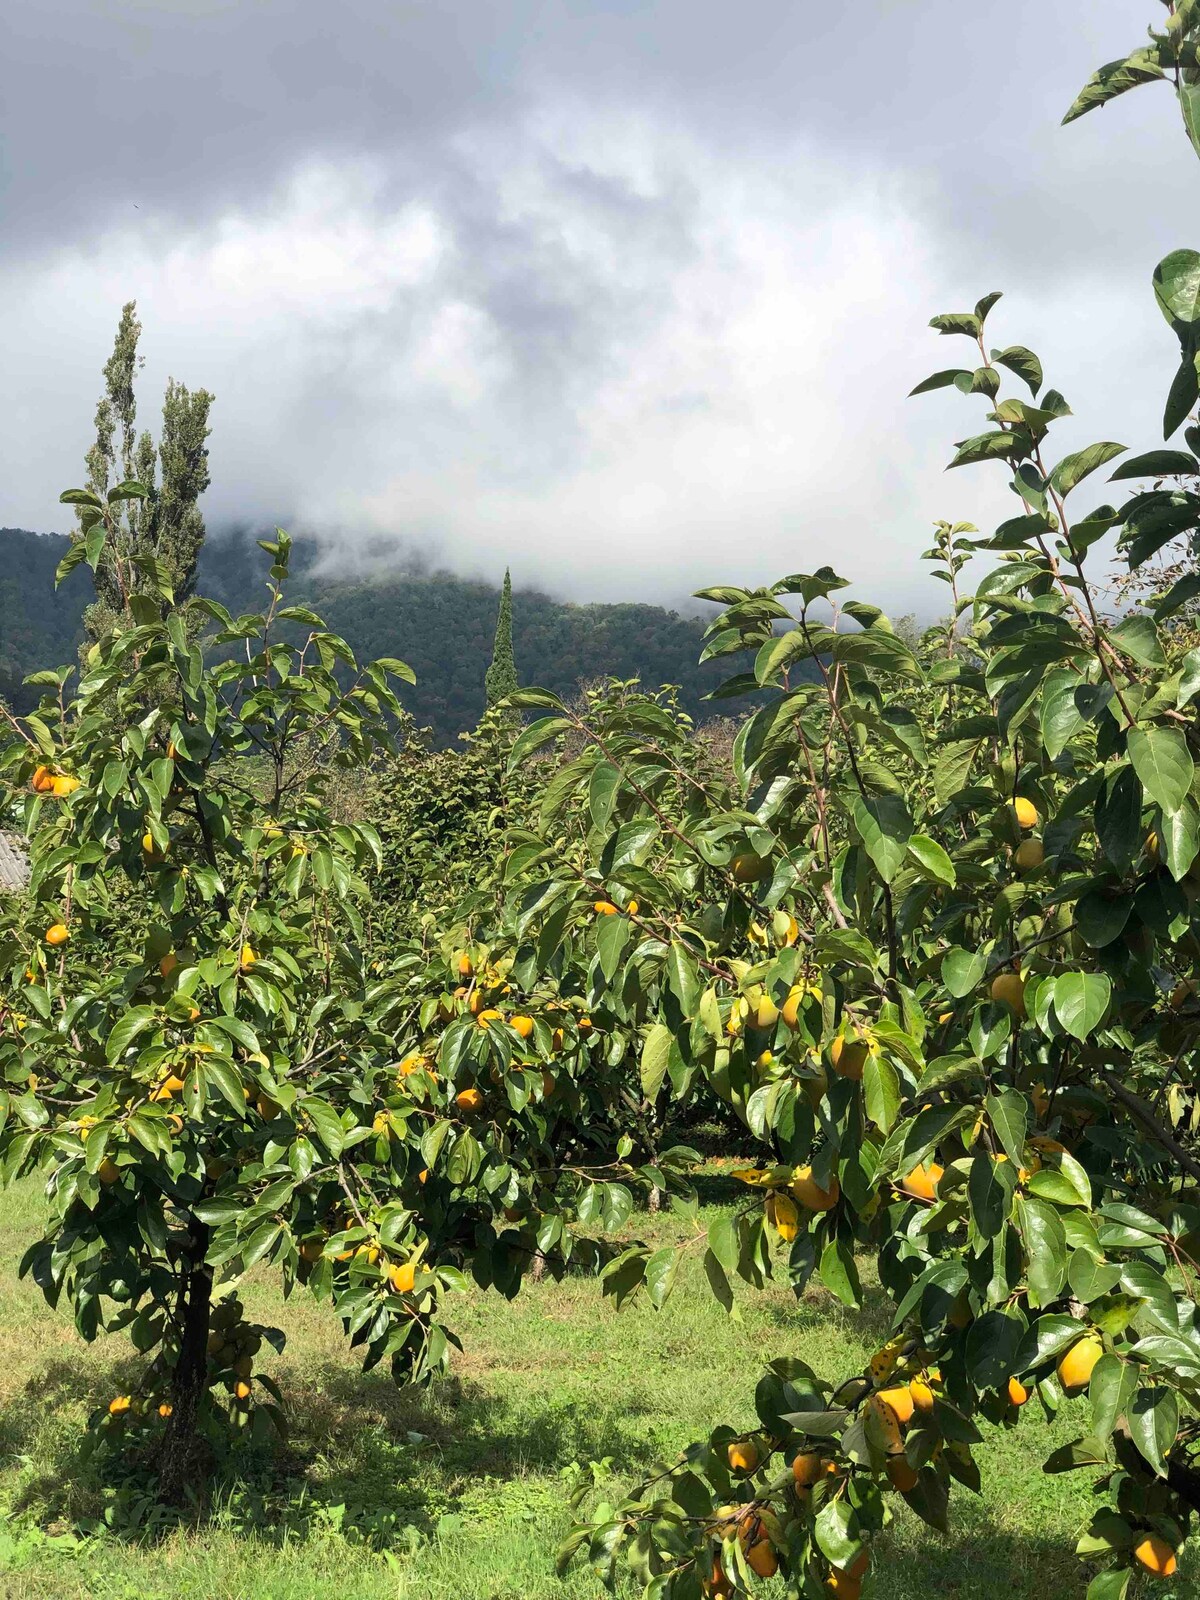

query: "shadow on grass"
xmin=1 ymin=1347 xmax=664 ymax=1550
xmin=1 ymin=1352 xmax=1127 ymax=1600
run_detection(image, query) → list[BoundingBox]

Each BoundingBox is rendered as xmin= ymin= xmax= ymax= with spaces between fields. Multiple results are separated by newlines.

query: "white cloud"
xmin=0 ymin=90 xmax=1175 ymax=617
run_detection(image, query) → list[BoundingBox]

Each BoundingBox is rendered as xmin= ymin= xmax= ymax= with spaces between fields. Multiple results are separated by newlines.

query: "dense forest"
xmin=0 ymin=527 xmax=754 ymax=742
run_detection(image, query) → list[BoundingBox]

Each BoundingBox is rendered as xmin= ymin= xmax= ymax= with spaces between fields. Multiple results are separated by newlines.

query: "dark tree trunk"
xmin=158 ymin=1215 xmax=212 ymax=1504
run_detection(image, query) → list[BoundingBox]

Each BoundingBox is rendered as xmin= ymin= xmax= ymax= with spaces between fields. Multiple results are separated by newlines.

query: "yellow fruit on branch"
xmin=901 ymin=1161 xmax=943 ymax=1202
xmin=476 ymin=1008 xmax=503 ymax=1029
xmin=51 ymin=774 xmax=80 ymax=797
xmin=781 ymin=986 xmax=804 ymax=1028
xmin=31 ymin=765 xmax=56 ymax=793
xmin=158 ymin=1402 xmax=173 ymax=1418
xmin=825 ymin=1571 xmax=862 ymax=1600
xmin=234 ymin=1380 xmax=252 ymax=1401
xmin=511 ymin=1014 xmax=535 ymax=1039
xmin=141 ymin=830 xmax=163 ymax=859
xmin=876 ymin=1385 xmax=915 ymax=1425
xmin=151 ymin=1074 xmax=187 ymax=1102
xmin=726 ymin=1438 xmax=760 ymax=1473
xmin=159 ymin=952 xmax=178 ymax=979
xmin=908 ymin=1378 xmax=935 ymax=1414
xmin=830 ymin=1035 xmax=869 ymax=1081
xmin=835 ymin=1550 xmax=870 ymax=1582
xmin=1012 ymin=797 xmax=1039 ymax=830
xmin=1170 ymin=978 xmax=1195 ymax=1010
xmin=97 ymin=1157 xmax=120 ymax=1185
xmin=593 ymin=899 xmax=618 ymax=915
xmin=790 ymin=1165 xmax=840 ymax=1212
xmin=1057 ymin=1333 xmax=1103 ymax=1394
xmin=990 ymin=971 xmax=1026 ymax=1019
xmin=456 ymin=1086 xmax=484 ymax=1113
xmin=753 ymin=993 xmax=779 ymax=1029
xmin=388 ymin=1260 xmax=417 ymax=1294
xmin=792 ymin=1449 xmax=824 ymax=1485
xmin=1013 ymin=838 xmax=1044 ymax=872
xmin=746 ymin=1539 xmax=777 ymax=1578
xmin=626 ymin=898 xmax=639 ymax=915
xmin=886 ymin=1455 xmax=919 ymax=1492
xmin=1132 ymin=1533 xmax=1178 ymax=1577
xmin=1006 ymin=1376 xmax=1029 ymax=1407
xmin=45 ymin=923 xmax=70 ymax=947
xmin=239 ymin=943 xmax=257 ymax=970
xmin=731 ymin=851 xmax=768 ymax=883
xmin=108 ymin=1395 xmax=132 ymax=1417
xmin=299 ymin=1238 xmax=324 ymax=1264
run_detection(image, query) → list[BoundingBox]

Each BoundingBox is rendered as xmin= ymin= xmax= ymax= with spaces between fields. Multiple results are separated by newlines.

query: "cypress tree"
xmin=485 ymin=567 xmax=518 ymax=707
xmin=79 ymin=301 xmax=214 ymax=640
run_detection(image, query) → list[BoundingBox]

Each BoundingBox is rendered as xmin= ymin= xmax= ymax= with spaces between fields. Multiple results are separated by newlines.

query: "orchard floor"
xmin=0 ymin=1175 xmax=1194 ymax=1600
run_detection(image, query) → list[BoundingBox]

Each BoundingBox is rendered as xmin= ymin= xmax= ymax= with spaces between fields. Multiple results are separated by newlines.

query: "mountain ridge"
xmin=0 ymin=527 xmax=749 ymax=744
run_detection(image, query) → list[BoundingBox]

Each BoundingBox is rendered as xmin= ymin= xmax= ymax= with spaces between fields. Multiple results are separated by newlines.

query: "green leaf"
xmin=906 ymin=834 xmax=955 ymax=886
xmin=200 ymin=1058 xmax=248 ymax=1118
xmin=643 ymin=1245 xmax=681 ymax=1311
xmin=1062 ymin=47 xmax=1165 ymax=126
xmin=1154 ymin=248 xmax=1200 ymax=329
xmin=1017 ymin=1195 xmax=1068 ymax=1308
xmin=986 ymin=1090 xmax=1029 ymax=1166
xmin=929 ymin=311 xmax=980 ymax=338
xmin=1109 ymin=448 xmax=1199 ymax=480
xmin=1049 ymin=442 xmax=1126 ymax=496
xmin=1084 ymin=1571 xmax=1129 ymax=1600
xmin=301 ymin=1097 xmax=345 ymax=1158
xmin=851 ymin=794 xmax=912 ymax=884
xmin=863 ymin=1054 xmax=900 ymax=1134
xmin=596 ymin=912 xmax=631 ymax=984
xmin=1107 ymin=615 xmax=1164 ymax=669
xmin=813 ymin=1498 xmax=859 ymax=1567
xmin=507 ymin=716 xmax=572 ymax=770
xmin=942 ymin=946 xmax=986 ymax=999
xmin=1163 ymin=352 xmax=1198 ymax=438
xmin=1127 ymin=1386 xmax=1178 ymax=1478
xmin=1128 ymin=726 xmax=1194 ymax=816
xmin=640 ymin=1024 xmax=672 ymax=1102
xmin=818 ymin=1237 xmax=860 ymax=1309
xmin=948 ymin=431 xmax=1021 ymax=469
xmin=831 ymin=629 xmax=923 ymax=681
xmin=992 ymin=346 xmax=1043 ymax=396
xmin=105 ymin=1007 xmax=156 ymax=1063
xmin=54 ymin=540 xmax=93 ymax=587
xmin=1052 ymin=973 xmax=1111 ymax=1040
xmin=1089 ymin=1353 xmax=1137 ymax=1441
xmin=909 ymin=368 xmax=971 ymax=397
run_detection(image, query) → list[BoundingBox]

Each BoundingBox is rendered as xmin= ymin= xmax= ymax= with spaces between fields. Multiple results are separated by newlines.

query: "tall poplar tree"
xmin=78 ymin=302 xmax=214 ymax=640
xmin=484 ymin=567 xmax=518 ymax=708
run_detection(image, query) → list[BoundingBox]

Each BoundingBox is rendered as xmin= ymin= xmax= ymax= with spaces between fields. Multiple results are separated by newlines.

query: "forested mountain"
xmin=0 ymin=529 xmax=91 ymax=709
xmin=1 ymin=528 xmax=752 ymax=742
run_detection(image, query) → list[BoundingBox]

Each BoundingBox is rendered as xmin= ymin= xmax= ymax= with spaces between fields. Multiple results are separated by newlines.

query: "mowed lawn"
xmin=0 ymin=1174 xmax=1192 ymax=1600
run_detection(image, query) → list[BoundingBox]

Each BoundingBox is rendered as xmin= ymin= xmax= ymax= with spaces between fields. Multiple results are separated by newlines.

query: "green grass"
xmin=0 ymin=1176 xmax=1193 ymax=1600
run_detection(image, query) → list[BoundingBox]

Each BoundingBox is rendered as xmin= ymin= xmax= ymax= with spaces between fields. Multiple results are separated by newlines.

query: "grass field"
xmin=0 ymin=1174 xmax=1193 ymax=1600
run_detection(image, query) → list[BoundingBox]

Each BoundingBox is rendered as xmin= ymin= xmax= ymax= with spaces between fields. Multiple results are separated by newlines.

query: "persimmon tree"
xmin=493 ymin=8 xmax=1200 ymax=1594
xmin=0 ymin=507 xmax=680 ymax=1502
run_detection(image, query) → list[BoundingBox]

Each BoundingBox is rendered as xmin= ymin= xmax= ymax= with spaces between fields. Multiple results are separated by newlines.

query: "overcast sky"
xmin=1 ymin=1 xmax=1193 ymax=613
